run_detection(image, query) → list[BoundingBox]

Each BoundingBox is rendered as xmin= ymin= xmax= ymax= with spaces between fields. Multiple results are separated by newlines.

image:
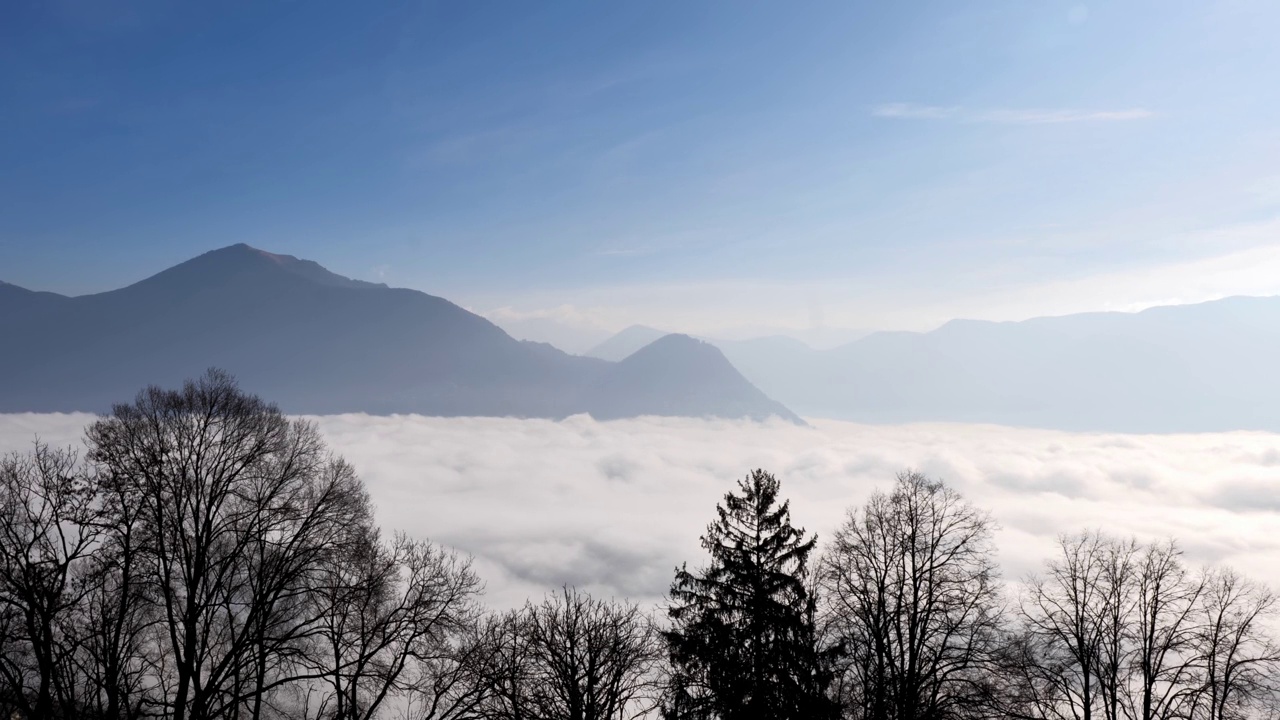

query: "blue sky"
xmin=3 ymin=0 xmax=1280 ymax=336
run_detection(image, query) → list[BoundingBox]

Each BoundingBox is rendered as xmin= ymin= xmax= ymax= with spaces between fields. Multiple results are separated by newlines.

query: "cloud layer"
xmin=3 ymin=414 xmax=1278 ymax=610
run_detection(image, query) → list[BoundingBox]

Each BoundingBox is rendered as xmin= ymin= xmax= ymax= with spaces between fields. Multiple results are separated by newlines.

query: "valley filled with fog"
xmin=5 ymin=411 xmax=1276 ymax=610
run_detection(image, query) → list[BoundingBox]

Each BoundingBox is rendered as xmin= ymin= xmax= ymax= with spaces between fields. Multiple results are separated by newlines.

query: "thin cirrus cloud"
xmin=873 ymin=102 xmax=1154 ymax=124
xmin=3 ymin=412 xmax=1277 ymax=611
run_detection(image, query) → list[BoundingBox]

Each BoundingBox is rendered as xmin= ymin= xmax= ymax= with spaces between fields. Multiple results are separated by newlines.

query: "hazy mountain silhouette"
xmin=579 ymin=297 xmax=1280 ymax=432
xmin=689 ymin=297 xmax=1280 ymax=432
xmin=583 ymin=334 xmax=803 ymax=423
xmin=0 ymin=244 xmax=800 ymax=422
xmin=584 ymin=324 xmax=869 ymax=360
xmin=487 ymin=315 xmax=612 ymax=356
xmin=586 ymin=325 xmax=670 ymax=361
xmin=711 ymin=335 xmax=818 ymax=397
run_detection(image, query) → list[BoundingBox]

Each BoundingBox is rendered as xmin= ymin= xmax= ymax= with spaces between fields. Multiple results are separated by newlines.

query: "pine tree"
xmin=662 ymin=469 xmax=838 ymax=720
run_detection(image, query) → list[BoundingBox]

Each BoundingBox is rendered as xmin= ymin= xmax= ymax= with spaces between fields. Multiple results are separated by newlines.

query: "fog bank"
xmin=3 ymin=413 xmax=1277 ymax=609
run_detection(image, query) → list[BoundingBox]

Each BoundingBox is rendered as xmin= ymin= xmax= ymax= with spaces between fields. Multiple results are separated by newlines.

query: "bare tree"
xmin=465 ymin=588 xmax=661 ymax=720
xmin=1017 ymin=531 xmax=1115 ymax=720
xmin=466 ymin=609 xmax=540 ymax=720
xmin=1126 ymin=541 xmax=1203 ymax=720
xmin=307 ymin=531 xmax=482 ymax=720
xmin=1188 ymin=567 xmax=1279 ymax=720
xmin=398 ymin=617 xmax=502 ymax=720
xmin=84 ymin=369 xmax=377 ymax=720
xmin=0 ymin=370 xmax=497 ymax=720
xmin=0 ymin=443 xmax=102 ymax=720
xmin=64 ymin=462 xmax=161 ymax=720
xmin=233 ymin=456 xmax=373 ymax=720
xmin=524 ymin=587 xmax=660 ymax=720
xmin=819 ymin=471 xmax=1004 ymax=720
xmin=1094 ymin=536 xmax=1140 ymax=720
xmin=1017 ymin=532 xmax=1280 ymax=720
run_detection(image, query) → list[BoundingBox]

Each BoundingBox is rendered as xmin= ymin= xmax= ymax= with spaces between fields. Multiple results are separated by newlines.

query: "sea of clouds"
xmin=3 ymin=413 xmax=1279 ymax=611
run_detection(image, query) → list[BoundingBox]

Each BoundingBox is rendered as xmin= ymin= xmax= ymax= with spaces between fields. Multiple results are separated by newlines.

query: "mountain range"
xmin=0 ymin=245 xmax=801 ymax=423
xmin=588 ymin=297 xmax=1280 ymax=433
xmin=8 ymin=244 xmax=1276 ymax=433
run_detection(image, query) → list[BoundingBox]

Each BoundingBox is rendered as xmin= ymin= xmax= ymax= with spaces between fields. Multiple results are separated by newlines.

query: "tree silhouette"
xmin=1015 ymin=532 xmax=1280 ymax=720
xmin=470 ymin=586 xmax=660 ymax=720
xmin=819 ymin=471 xmax=1004 ymax=720
xmin=0 ymin=444 xmax=102 ymax=720
xmin=663 ymin=469 xmax=837 ymax=720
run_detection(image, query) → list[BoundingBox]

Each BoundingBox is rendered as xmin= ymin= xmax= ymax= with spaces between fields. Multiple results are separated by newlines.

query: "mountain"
xmin=0 ymin=281 xmax=70 ymax=321
xmin=713 ymin=325 xmax=870 ymax=349
xmin=712 ymin=335 xmax=818 ymax=399
xmin=582 ymin=335 xmax=803 ymax=423
xmin=485 ymin=314 xmax=613 ymax=356
xmin=586 ymin=325 xmax=670 ymax=361
xmin=0 ymin=244 xmax=801 ymax=423
xmin=587 ymin=325 xmax=864 ymax=363
xmin=709 ymin=296 xmax=1280 ymax=433
xmin=580 ymin=296 xmax=1280 ymax=432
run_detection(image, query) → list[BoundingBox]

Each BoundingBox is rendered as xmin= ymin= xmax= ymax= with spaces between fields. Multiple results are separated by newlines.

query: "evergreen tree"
xmin=662 ymin=469 xmax=838 ymax=720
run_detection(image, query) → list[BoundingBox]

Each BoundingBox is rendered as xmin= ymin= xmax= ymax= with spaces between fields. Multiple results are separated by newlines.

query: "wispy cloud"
xmin=480 ymin=303 xmax=612 ymax=327
xmin=873 ymin=103 xmax=1154 ymax=124
xmin=592 ymin=247 xmax=655 ymax=258
xmin=872 ymin=103 xmax=962 ymax=120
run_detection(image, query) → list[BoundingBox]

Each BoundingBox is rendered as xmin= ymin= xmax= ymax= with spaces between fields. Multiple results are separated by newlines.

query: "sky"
xmin=4 ymin=412 xmax=1279 ymax=610
xmin=4 ymin=0 xmax=1280 ymax=335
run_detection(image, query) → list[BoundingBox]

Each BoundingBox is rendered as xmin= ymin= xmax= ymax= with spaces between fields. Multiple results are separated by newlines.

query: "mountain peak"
xmin=217 ymin=242 xmax=300 ymax=267
xmin=623 ymin=333 xmax=715 ymax=360
xmin=0 ymin=244 xmax=803 ymax=424
xmin=121 ymin=244 xmax=389 ymax=295
xmin=586 ymin=324 xmax=671 ymax=361
xmin=618 ymin=334 xmax=758 ymax=382
xmin=218 ymin=243 xmax=390 ymax=290
xmin=586 ymin=333 xmax=805 ymax=424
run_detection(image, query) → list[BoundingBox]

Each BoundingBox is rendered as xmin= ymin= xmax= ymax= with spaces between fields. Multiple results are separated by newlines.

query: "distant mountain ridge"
xmin=591 ymin=296 xmax=1280 ymax=433
xmin=582 ymin=334 xmax=798 ymax=422
xmin=0 ymin=244 xmax=801 ymax=423
xmin=586 ymin=325 xmax=669 ymax=362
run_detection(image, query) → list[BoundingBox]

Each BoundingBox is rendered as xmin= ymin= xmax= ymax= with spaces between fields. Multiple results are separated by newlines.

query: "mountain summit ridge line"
xmin=0 ymin=244 xmax=802 ymax=424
